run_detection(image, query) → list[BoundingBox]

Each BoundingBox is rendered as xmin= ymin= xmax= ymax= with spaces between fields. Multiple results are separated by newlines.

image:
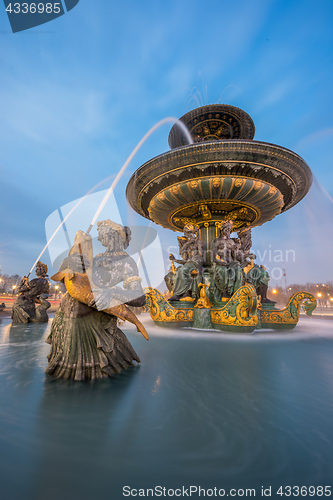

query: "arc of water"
xmin=86 ymin=117 xmax=193 ymax=234
xmin=28 ymin=175 xmax=115 ymax=276
xmin=28 ymin=117 xmax=192 ymax=276
xmin=314 ymin=176 xmax=333 ymax=204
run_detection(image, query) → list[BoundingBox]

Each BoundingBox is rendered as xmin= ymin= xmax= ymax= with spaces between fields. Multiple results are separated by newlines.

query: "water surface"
xmin=1 ymin=316 xmax=333 ymax=499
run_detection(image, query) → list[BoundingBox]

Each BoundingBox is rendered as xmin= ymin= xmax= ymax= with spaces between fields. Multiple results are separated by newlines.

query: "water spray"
xmin=86 ymin=117 xmax=193 ymax=235
xmin=28 ymin=117 xmax=193 ymax=274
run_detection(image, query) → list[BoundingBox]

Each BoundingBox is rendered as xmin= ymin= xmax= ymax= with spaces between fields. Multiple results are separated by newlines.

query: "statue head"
xmin=238 ymin=227 xmax=252 ymax=253
xmin=97 ymin=220 xmax=131 ymax=250
xmin=183 ymin=223 xmax=197 ymax=238
xmin=217 ymin=220 xmax=233 ymax=237
xmin=35 ymin=261 xmax=48 ymax=278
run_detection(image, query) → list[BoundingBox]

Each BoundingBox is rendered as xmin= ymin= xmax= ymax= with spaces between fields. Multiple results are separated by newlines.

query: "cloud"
xmin=254 ymin=76 xmax=298 ymax=114
xmin=294 ymin=127 xmax=333 ymax=151
xmin=0 ymin=78 xmax=109 ymax=145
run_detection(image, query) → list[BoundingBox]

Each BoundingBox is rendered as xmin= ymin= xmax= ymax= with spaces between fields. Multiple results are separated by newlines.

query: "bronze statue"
xmin=12 ymin=261 xmax=50 ymax=323
xmin=244 ymin=259 xmax=275 ymax=304
xmin=236 ymin=228 xmax=274 ymax=304
xmin=46 ymin=220 xmax=148 ymax=381
xmin=168 ymin=224 xmax=203 ymax=301
xmin=210 ymin=221 xmax=243 ymax=301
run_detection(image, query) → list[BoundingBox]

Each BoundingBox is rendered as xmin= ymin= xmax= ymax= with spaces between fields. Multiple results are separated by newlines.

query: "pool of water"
xmin=1 ymin=315 xmax=333 ymax=499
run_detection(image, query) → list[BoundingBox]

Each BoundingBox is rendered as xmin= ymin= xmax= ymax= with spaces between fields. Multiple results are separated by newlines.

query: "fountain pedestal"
xmin=193 ymin=308 xmax=212 ymax=329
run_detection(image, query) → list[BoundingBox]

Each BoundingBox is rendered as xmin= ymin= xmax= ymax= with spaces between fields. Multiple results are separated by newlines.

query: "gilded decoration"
xmin=168 ymin=105 xmax=255 ymax=148
xmin=143 ymin=288 xmax=194 ymax=324
xmin=234 ymin=178 xmax=244 ymax=188
xmin=210 ymin=285 xmax=258 ymax=327
xmin=173 ymin=217 xmax=197 ymax=226
xmin=261 ymin=292 xmax=317 ymax=325
xmin=194 ymin=283 xmax=213 ymax=309
xmin=143 ymin=286 xmax=259 ymax=330
xmin=144 ymin=175 xmax=284 ymax=232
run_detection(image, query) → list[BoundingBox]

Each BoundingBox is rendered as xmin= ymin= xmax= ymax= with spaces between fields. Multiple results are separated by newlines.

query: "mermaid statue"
xmin=12 ymin=261 xmax=51 ymax=323
xmin=46 ymin=220 xmax=148 ymax=381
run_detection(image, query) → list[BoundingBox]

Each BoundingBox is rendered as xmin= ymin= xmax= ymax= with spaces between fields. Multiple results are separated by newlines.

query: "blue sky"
xmin=0 ymin=0 xmax=333 ymax=286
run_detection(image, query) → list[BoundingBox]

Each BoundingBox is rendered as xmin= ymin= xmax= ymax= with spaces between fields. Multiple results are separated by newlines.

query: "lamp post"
xmin=317 ymin=292 xmax=322 ymax=308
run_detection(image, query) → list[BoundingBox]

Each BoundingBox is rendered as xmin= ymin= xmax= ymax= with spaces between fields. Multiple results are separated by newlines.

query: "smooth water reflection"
xmin=1 ymin=316 xmax=333 ymax=499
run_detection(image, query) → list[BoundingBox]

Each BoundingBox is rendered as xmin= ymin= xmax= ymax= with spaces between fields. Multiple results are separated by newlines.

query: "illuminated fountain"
xmin=0 ymin=107 xmax=331 ymax=498
xmin=126 ymin=104 xmax=317 ymax=332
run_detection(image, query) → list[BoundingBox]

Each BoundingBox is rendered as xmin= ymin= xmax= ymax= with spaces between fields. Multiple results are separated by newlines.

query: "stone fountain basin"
xmin=126 ymin=140 xmax=312 ymax=232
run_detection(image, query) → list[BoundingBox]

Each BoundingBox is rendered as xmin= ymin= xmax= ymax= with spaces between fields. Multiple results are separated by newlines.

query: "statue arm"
xmin=17 ymin=277 xmax=31 ymax=293
xmin=122 ymin=260 xmax=146 ymax=306
xmin=197 ymin=240 xmax=204 ymax=269
xmin=92 ymin=257 xmax=146 ymax=310
xmin=59 ymin=252 xmax=91 ymax=273
xmin=169 ymin=253 xmax=186 ymax=265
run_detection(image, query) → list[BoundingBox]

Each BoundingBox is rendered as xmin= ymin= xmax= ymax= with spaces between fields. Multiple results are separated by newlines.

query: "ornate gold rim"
xmin=168 ymin=200 xmax=261 ymax=230
xmin=137 ymin=160 xmax=296 ymax=204
xmin=146 ymin=174 xmax=283 ymax=231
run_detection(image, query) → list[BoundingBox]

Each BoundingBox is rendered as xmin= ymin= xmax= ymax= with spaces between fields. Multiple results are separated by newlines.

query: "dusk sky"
xmin=0 ymin=0 xmax=333 ymax=287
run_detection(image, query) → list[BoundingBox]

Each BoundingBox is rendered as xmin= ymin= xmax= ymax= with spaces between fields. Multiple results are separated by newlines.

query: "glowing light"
xmin=317 ymin=293 xmax=322 ymax=297
xmin=272 ymin=289 xmax=277 ymax=294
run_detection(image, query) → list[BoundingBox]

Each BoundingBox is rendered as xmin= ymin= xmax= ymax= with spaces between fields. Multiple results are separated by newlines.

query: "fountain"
xmin=1 ymin=106 xmax=332 ymax=498
xmin=126 ymin=104 xmax=317 ymax=332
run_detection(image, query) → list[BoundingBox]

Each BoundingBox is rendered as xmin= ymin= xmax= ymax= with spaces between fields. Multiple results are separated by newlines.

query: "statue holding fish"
xmin=45 ymin=220 xmax=148 ymax=381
